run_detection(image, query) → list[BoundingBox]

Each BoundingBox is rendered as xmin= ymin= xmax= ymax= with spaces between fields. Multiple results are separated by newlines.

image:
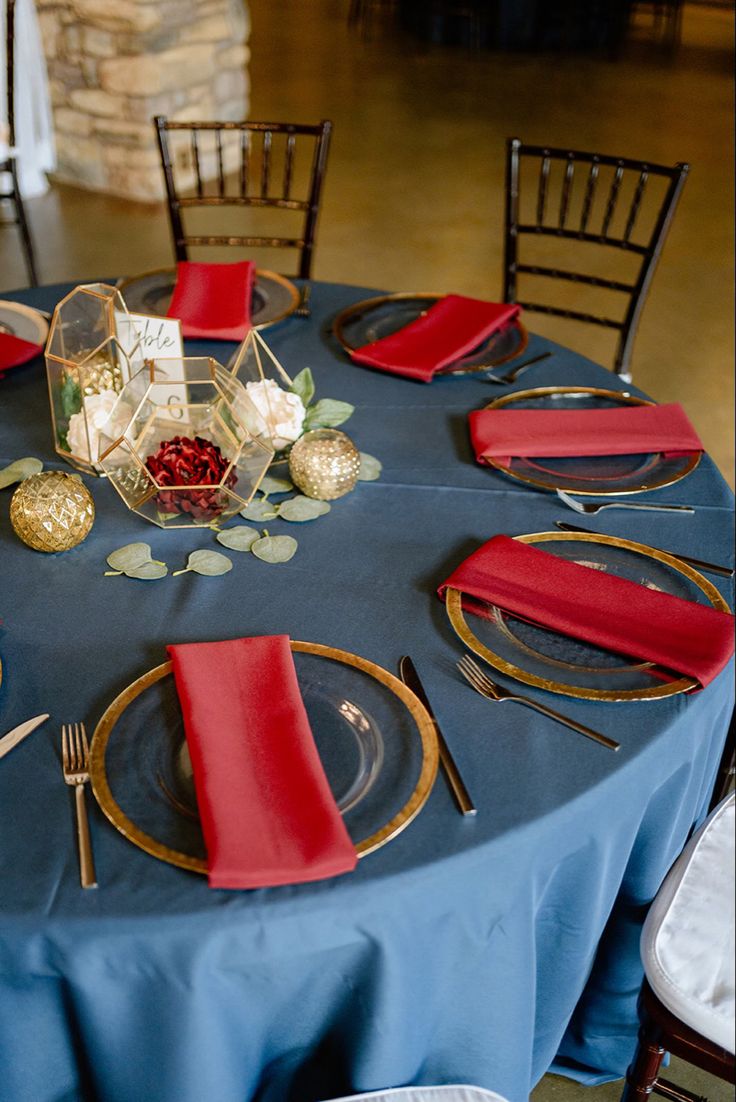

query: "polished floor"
xmin=2 ymin=3 xmax=734 ymax=1099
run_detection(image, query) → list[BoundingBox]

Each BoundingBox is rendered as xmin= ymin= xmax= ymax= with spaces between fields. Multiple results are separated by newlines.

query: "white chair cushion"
xmin=325 ymin=1088 xmax=510 ymax=1102
xmin=641 ymin=793 xmax=735 ymax=1054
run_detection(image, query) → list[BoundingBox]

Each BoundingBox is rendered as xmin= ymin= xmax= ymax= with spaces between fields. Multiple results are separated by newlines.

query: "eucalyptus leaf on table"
xmin=241 ymin=498 xmax=279 ymax=522
xmin=104 ymin=542 xmax=168 ymax=580
xmin=0 ymin=457 xmax=43 ymax=490
xmin=258 ymin=475 xmax=294 ymax=496
xmin=278 ymin=496 xmax=331 ymax=522
xmin=216 ymin=526 xmax=260 ymax=552
xmin=174 ymin=549 xmax=233 ymax=577
xmin=357 ymin=453 xmax=382 ymax=481
xmin=251 ymin=535 xmax=298 ymax=563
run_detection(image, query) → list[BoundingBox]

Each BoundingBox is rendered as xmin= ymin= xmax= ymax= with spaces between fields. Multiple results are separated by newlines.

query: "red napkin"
xmin=0 ymin=333 xmax=43 ymax=375
xmin=167 ymin=635 xmax=358 ymax=889
xmin=469 ymin=403 xmax=704 ymax=466
xmin=166 ymin=260 xmax=255 ymax=340
xmin=438 ymin=535 xmax=734 ymax=689
xmin=350 ymin=295 xmax=521 ymax=382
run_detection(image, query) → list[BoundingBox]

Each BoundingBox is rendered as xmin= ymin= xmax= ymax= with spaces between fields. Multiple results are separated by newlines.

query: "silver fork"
xmin=481 ymin=350 xmax=552 ymax=384
xmin=457 ymin=654 xmax=620 ymax=751
xmin=556 ymin=488 xmax=694 ymax=516
xmin=295 ymin=284 xmax=311 ymax=318
xmin=61 ymin=723 xmax=98 ymax=889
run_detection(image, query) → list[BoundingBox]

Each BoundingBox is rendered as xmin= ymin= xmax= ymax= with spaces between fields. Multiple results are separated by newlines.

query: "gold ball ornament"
xmin=10 ymin=471 xmax=95 ymax=552
xmin=288 ymin=429 xmax=361 ymax=500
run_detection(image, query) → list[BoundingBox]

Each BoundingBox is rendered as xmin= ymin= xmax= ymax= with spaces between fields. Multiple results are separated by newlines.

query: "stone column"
xmin=35 ymin=0 xmax=250 ymax=201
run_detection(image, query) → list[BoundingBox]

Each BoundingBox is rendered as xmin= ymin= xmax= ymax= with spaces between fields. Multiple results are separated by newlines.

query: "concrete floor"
xmin=2 ymin=6 xmax=734 ymax=1095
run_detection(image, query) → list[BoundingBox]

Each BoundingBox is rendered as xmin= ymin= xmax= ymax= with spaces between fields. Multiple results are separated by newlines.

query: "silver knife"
xmin=554 ymin=521 xmax=734 ymax=578
xmin=399 ymin=656 xmax=477 ymax=817
xmin=0 ymin=714 xmax=50 ymax=760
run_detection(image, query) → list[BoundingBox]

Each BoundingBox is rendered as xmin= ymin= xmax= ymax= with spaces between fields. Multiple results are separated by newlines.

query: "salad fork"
xmin=481 ymin=349 xmax=552 ymax=384
xmin=456 ymin=654 xmax=620 ymax=751
xmin=61 ymin=723 xmax=98 ymax=889
xmin=556 ymin=488 xmax=694 ymax=516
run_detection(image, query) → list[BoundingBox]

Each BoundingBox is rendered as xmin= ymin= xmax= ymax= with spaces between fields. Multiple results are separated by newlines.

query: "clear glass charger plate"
xmin=0 ymin=299 xmax=49 ymax=345
xmin=332 ymin=292 xmax=528 ymax=374
xmin=116 ymin=268 xmax=299 ymax=329
xmin=89 ymin=642 xmax=438 ymax=873
xmin=446 ymin=532 xmax=730 ymax=702
xmin=482 ymin=386 xmax=701 ymax=495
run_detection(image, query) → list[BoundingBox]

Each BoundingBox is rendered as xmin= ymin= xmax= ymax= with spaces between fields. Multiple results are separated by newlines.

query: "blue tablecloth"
xmin=0 ymin=280 xmax=733 ymax=1102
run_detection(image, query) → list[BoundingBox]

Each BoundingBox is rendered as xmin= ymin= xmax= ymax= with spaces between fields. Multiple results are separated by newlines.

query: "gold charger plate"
xmin=116 ymin=267 xmax=299 ymax=330
xmin=446 ymin=531 xmax=730 ymax=702
xmin=89 ymin=641 xmax=439 ymax=872
xmin=333 ymin=292 xmax=528 ymax=373
xmin=481 ymin=386 xmax=701 ymax=496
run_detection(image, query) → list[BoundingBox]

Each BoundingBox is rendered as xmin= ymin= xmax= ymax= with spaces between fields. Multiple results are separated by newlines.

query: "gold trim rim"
xmin=446 ymin=531 xmax=730 ymax=702
xmin=0 ymin=299 xmax=49 ymax=345
xmin=481 ymin=386 xmax=701 ymax=496
xmin=89 ymin=641 xmax=439 ymax=872
xmin=116 ymin=268 xmax=300 ymax=329
xmin=332 ymin=292 xmax=529 ymax=371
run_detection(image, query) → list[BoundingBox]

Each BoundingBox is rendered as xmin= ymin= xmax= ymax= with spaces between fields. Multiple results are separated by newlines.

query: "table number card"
xmin=114 ymin=311 xmax=189 ymax=423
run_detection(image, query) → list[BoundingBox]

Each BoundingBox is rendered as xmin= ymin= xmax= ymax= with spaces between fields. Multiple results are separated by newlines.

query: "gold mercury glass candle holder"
xmin=45 ymin=282 xmax=141 ymax=475
xmin=97 ymin=357 xmax=274 ymax=529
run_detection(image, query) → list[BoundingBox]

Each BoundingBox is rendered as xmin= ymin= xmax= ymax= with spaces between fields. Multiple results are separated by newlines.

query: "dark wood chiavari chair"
xmin=1 ymin=0 xmax=39 ymax=286
xmin=503 ymin=138 xmax=689 ymax=380
xmin=153 ymin=118 xmax=333 ymax=281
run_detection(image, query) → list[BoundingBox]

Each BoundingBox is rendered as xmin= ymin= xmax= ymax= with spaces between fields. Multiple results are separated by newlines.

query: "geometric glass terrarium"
xmin=227 ymin=327 xmax=302 ymax=455
xmin=97 ymin=357 xmax=274 ymax=529
xmin=45 ymin=282 xmax=142 ymax=475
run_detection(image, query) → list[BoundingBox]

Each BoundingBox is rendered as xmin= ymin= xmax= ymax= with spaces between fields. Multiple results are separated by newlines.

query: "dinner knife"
xmin=399 ymin=656 xmax=476 ymax=817
xmin=0 ymin=714 xmax=50 ymax=760
xmin=554 ymin=521 xmax=735 ymax=578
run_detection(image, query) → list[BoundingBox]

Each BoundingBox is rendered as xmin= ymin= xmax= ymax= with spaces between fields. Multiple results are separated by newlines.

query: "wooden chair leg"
xmin=621 ymin=1022 xmax=667 ymax=1101
xmin=10 ymin=164 xmax=39 ymax=287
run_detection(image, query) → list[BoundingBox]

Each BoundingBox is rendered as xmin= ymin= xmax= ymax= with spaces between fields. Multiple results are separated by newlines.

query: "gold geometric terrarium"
xmin=227 ymin=328 xmax=305 ymax=454
xmin=97 ymin=357 xmax=274 ymax=529
xmin=45 ymin=282 xmax=142 ymax=475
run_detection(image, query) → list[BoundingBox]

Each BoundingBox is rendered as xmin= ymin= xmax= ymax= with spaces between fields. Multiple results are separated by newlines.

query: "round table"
xmin=0 ymin=280 xmax=733 ymax=1102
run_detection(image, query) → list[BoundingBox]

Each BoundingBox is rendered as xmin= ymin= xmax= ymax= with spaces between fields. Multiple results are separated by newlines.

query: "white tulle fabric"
xmin=1 ymin=0 xmax=55 ymax=197
xmin=325 ymin=1088 xmax=510 ymax=1102
xmin=641 ymin=792 xmax=735 ymax=1053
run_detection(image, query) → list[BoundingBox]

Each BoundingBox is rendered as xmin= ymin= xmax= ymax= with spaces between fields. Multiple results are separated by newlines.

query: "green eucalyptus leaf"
xmin=357 ymin=452 xmax=383 ymax=481
xmin=303 ymin=398 xmax=354 ymax=430
xmin=259 ymin=474 xmax=294 ymax=496
xmin=185 ymin=549 xmax=233 ymax=576
xmin=278 ymin=495 xmax=331 ymax=522
xmin=60 ymin=375 xmax=82 ymax=419
xmin=240 ymin=498 xmax=279 ymax=521
xmin=216 ymin=526 xmax=260 ymax=552
xmin=289 ymin=367 xmax=315 ymax=408
xmin=125 ymin=560 xmax=168 ymax=580
xmin=0 ymin=457 xmax=43 ymax=490
xmin=106 ymin=542 xmax=154 ymax=572
xmin=251 ymin=535 xmax=298 ymax=563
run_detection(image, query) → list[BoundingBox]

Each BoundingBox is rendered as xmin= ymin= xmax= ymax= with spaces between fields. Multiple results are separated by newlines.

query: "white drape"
xmin=1 ymin=0 xmax=55 ymax=197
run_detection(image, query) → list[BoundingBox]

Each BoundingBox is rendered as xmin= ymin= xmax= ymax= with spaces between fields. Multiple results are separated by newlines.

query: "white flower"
xmin=235 ymin=379 xmax=306 ymax=452
xmin=67 ymin=389 xmax=127 ymax=463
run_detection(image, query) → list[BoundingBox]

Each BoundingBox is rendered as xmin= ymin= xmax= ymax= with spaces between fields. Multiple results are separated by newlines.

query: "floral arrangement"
xmin=145 ymin=436 xmax=236 ymax=522
xmin=234 ymin=368 xmax=354 ymax=455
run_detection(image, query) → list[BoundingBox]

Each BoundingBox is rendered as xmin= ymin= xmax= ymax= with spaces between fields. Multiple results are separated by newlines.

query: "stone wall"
xmin=35 ymin=0 xmax=250 ymax=201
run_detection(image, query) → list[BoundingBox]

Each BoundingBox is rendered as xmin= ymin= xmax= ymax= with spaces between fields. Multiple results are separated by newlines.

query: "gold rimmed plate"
xmin=89 ymin=642 xmax=438 ymax=873
xmin=446 ymin=532 xmax=730 ymax=702
xmin=333 ymin=292 xmax=528 ymax=374
xmin=0 ymin=299 xmax=49 ymax=351
xmin=117 ymin=268 xmax=299 ymax=330
xmin=481 ymin=386 xmax=701 ymax=496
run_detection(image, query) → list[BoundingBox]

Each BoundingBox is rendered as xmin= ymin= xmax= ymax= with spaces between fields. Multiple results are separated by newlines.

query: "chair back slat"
xmin=601 ymin=164 xmax=624 ymax=238
xmin=623 ymin=169 xmax=648 ymax=243
xmin=579 ymin=160 xmax=599 ymax=234
xmin=503 ymin=137 xmax=689 ymax=379
xmin=558 ymin=155 xmax=575 ymax=230
xmin=154 ymin=118 xmax=332 ymax=279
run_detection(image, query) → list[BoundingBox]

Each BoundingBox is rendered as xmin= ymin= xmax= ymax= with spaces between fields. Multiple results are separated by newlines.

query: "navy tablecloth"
xmin=0 ymin=280 xmax=733 ymax=1102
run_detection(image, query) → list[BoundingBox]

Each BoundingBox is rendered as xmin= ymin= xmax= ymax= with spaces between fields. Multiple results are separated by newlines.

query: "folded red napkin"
xmin=166 ymin=260 xmax=255 ymax=340
xmin=350 ymin=295 xmax=521 ymax=382
xmin=0 ymin=332 xmax=43 ymax=375
xmin=469 ymin=403 xmax=704 ymax=466
xmin=438 ymin=535 xmax=734 ymax=689
xmin=167 ymin=635 xmax=358 ymax=889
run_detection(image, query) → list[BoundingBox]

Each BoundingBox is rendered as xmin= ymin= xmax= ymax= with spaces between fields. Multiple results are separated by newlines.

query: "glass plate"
xmin=332 ymin=293 xmax=528 ymax=373
xmin=0 ymin=299 xmax=49 ymax=345
xmin=116 ymin=268 xmax=300 ymax=329
xmin=89 ymin=642 xmax=438 ymax=872
xmin=446 ymin=532 xmax=730 ymax=702
xmin=483 ymin=386 xmax=701 ymax=495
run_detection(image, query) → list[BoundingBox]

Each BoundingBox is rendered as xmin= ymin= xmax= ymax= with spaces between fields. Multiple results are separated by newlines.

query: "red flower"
xmin=145 ymin=435 xmax=236 ymax=521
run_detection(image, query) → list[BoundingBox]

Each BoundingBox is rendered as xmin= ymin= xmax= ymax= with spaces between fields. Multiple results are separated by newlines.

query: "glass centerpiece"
xmin=97 ymin=357 xmax=274 ymax=529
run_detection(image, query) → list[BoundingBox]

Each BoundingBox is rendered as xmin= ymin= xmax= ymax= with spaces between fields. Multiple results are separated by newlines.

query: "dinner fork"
xmin=61 ymin=723 xmax=98 ymax=889
xmin=456 ymin=654 xmax=620 ymax=751
xmin=556 ymin=488 xmax=694 ymax=516
xmin=295 ymin=283 xmax=311 ymax=318
xmin=481 ymin=350 xmax=552 ymax=384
